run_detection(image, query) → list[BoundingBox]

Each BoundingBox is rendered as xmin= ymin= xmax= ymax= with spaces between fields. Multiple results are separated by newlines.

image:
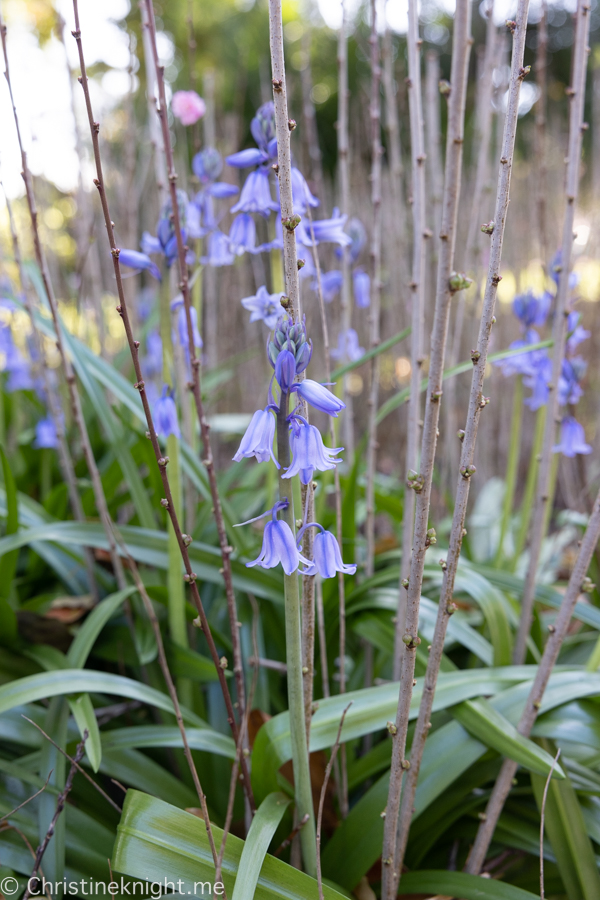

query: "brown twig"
xmin=0 ymin=11 xmax=127 ymax=592
xmin=68 ymin=0 xmax=255 ymax=810
xmin=21 ymin=717 xmax=121 ymax=814
xmin=316 ymin=703 xmax=352 ymax=900
xmin=0 ymin=770 xmax=53 ymax=824
xmin=140 ymin=0 xmax=247 ymax=737
xmin=23 ymin=735 xmax=86 ymax=900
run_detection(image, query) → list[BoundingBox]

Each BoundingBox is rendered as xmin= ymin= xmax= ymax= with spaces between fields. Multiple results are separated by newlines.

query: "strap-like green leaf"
xmin=67 ymin=587 xmax=136 ymax=668
xmin=113 ymin=790 xmax=347 ymax=900
xmin=0 ymin=444 xmax=18 ymax=602
xmin=232 ymin=793 xmax=291 ymax=900
xmin=398 ymin=870 xmax=539 ymax=899
xmin=69 ymin=693 xmax=102 ymax=772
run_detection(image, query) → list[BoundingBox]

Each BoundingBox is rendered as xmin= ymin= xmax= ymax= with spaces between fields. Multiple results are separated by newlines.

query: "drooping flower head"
xmin=229 ymin=214 xmax=257 ymax=256
xmin=142 ymin=191 xmax=192 ymax=269
xmin=201 ymin=229 xmax=235 ymax=267
xmin=331 ymin=328 xmax=365 ymax=363
xmin=558 ymin=356 xmax=586 ymax=406
xmin=245 ymin=500 xmax=311 ymax=575
xmin=512 ymin=290 xmax=551 ymax=329
xmin=233 ymin=408 xmax=278 ymax=466
xmin=172 ymin=90 xmax=206 ymax=126
xmin=231 ymin=169 xmax=279 ymax=218
xmin=171 ymin=296 xmax=203 ymax=351
xmin=553 ymin=416 xmax=592 ymax=458
xmin=319 ymin=270 xmax=343 ymax=303
xmin=267 ymin=314 xmax=312 ymax=381
xmin=117 ymin=249 xmax=161 ymax=282
xmin=296 ymin=523 xmax=357 ymax=578
xmin=241 ymin=286 xmax=284 ymax=329
xmin=283 ymin=416 xmax=343 ymax=484
xmin=154 ymin=385 xmax=181 ymax=439
xmin=353 ymin=268 xmax=371 ymax=309
xmin=33 ymin=417 xmax=58 ymax=449
xmin=291 ymin=379 xmax=346 ymax=417
xmin=191 ymin=148 xmax=239 ymax=236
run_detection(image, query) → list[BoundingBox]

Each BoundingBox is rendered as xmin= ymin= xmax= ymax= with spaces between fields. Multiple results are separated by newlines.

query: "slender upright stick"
xmin=142 ymin=0 xmax=247 ymax=724
xmin=534 ymin=0 xmax=549 ymax=264
xmin=315 ymin=703 xmax=351 ymax=900
xmin=394 ymin=0 xmax=427 ymax=667
xmin=269 ymin=0 xmax=317 ymax=874
xmin=300 ymin=26 xmax=325 ymax=201
xmin=381 ymin=4 xmax=472 ymax=896
xmin=337 ymin=0 xmax=354 ymax=459
xmin=0 ymin=12 xmax=127 ymax=592
xmin=382 ymin=23 xmax=404 ymax=232
xmin=466 ymin=486 xmax=600 ymax=873
xmin=1 ymin=185 xmax=98 ymax=600
xmin=365 ymin=0 xmax=382 ymax=580
xmin=425 ymin=52 xmax=443 ymax=257
xmin=69 ymin=2 xmax=255 ymax=810
xmin=139 ymin=0 xmax=167 ymax=208
xmin=394 ymin=5 xmax=531 ymax=877
xmin=513 ymin=0 xmax=591 ymax=665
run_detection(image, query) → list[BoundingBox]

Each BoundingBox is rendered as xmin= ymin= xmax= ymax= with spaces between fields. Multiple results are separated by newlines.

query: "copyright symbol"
xmin=1 ymin=877 xmax=19 ymax=896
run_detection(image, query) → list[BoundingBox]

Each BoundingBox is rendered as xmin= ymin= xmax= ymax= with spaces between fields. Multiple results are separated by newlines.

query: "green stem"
xmin=513 ymin=405 xmax=546 ymax=570
xmin=495 ymin=377 xmax=523 ymax=567
xmin=276 ymin=395 xmax=317 ymax=876
xmin=40 ymin=447 xmax=52 ymax=502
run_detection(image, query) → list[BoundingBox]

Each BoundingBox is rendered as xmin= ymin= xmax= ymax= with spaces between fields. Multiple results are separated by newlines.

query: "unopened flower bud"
xmin=449 ymin=272 xmax=473 ymax=293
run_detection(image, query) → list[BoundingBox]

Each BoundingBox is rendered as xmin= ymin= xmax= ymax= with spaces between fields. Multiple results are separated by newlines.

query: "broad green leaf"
xmin=68 ymin=693 xmax=102 ymax=772
xmin=0 ymin=445 xmax=18 ymax=601
xmin=397 ymin=870 xmax=540 ymax=899
xmin=67 ymin=587 xmax=137 ymax=668
xmin=100 ymin=749 xmax=197 ymax=809
xmin=232 ymin=793 xmax=291 ymax=900
xmin=101 ymin=725 xmax=235 ymax=759
xmin=113 ymin=790 xmax=347 ymax=900
xmin=532 ymin=741 xmax=600 ymax=900
xmin=452 ymin=698 xmax=565 ymax=778
xmin=0 ymin=668 xmax=206 ymax=726
xmin=251 ymin=667 xmax=539 ymax=801
xmin=0 ymin=521 xmax=282 ymax=603
xmin=322 ymin=720 xmax=486 ymax=889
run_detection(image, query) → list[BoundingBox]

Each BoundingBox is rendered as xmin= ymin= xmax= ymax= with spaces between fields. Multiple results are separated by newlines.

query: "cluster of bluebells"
xmin=233 ymin=313 xmax=356 ymax=578
xmin=496 ymin=260 xmax=591 ymax=457
xmin=301 ymin=217 xmax=371 ymax=310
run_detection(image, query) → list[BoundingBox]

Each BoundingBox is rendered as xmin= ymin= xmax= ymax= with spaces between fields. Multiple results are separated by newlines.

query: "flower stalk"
xmin=513 ymin=0 xmax=591 ymax=665
xmin=381 ymin=2 xmax=473 ymax=896
xmin=393 ymin=1 xmax=532 ymax=881
xmin=69 ymin=0 xmax=255 ymax=810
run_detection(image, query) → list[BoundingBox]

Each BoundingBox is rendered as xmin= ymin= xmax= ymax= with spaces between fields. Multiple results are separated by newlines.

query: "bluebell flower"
xmin=566 ymin=311 xmax=590 ymax=354
xmin=297 ymin=210 xmax=352 ymax=248
xmin=118 ymin=249 xmax=162 ymax=281
xmin=275 ymin=349 xmax=297 ymax=392
xmin=291 ymin=379 xmax=346 ymax=417
xmin=550 ymin=250 xmax=580 ymax=290
xmin=231 ymin=169 xmax=279 ymax=218
xmin=353 ymin=268 xmax=371 ymax=309
xmin=289 ymin=167 xmax=319 ymax=215
xmin=241 ymin=285 xmax=284 ymax=329
xmin=229 ymin=214 xmax=257 ymax=256
xmin=496 ymin=329 xmax=546 ymax=378
xmin=513 ymin=290 xmax=551 ymax=328
xmin=283 ymin=416 xmax=342 ymax=484
xmin=250 ymin=102 xmax=277 ymax=155
xmin=4 ymin=346 xmax=33 ymax=392
xmin=331 ymin=328 xmax=365 ymax=363
xmin=523 ymin=354 xmax=553 ymax=410
xmin=233 ymin=408 xmax=278 ymax=466
xmin=171 ymin=297 xmax=202 ymax=350
xmin=143 ymin=330 xmax=163 ymax=379
xmin=347 ymin=217 xmax=367 ymax=262
xmin=142 ymin=192 xmax=194 ymax=268
xmin=0 ymin=323 xmax=14 ymax=356
xmin=553 ymin=416 xmax=592 ymax=457
xmin=296 ymin=524 xmax=357 ymax=578
xmin=558 ymin=357 xmax=586 ymax=406
xmin=201 ymin=229 xmax=234 ymax=267
xmin=246 ymin=504 xmax=311 ymax=576
xmin=154 ymin=385 xmax=181 ymax=439
xmin=33 ymin=417 xmax=58 ymax=449
xmin=319 ymin=270 xmax=343 ymax=303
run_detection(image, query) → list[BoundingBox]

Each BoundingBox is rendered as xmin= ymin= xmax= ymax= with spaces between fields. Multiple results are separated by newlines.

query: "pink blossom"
xmin=171 ymin=91 xmax=206 ymax=126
